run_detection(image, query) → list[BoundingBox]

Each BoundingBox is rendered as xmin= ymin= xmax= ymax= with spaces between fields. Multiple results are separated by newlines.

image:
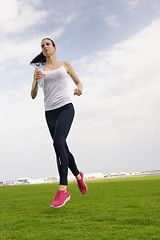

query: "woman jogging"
xmin=30 ymin=38 xmax=87 ymax=208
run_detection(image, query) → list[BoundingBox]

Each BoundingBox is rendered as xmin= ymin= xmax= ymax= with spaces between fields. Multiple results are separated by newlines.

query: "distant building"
xmin=84 ymin=172 xmax=104 ymax=179
xmin=29 ymin=178 xmax=45 ymax=184
xmin=18 ymin=178 xmax=31 ymax=183
xmin=44 ymin=176 xmax=58 ymax=183
xmin=17 ymin=176 xmax=59 ymax=185
xmin=109 ymin=172 xmax=128 ymax=177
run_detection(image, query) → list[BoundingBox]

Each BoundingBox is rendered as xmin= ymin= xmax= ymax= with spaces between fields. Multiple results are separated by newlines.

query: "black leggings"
xmin=45 ymin=103 xmax=79 ymax=185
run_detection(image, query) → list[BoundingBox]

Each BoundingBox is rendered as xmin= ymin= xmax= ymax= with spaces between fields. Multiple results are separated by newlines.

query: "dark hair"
xmin=30 ymin=38 xmax=56 ymax=66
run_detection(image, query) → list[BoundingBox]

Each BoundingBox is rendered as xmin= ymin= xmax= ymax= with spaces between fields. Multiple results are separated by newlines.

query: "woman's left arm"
xmin=63 ymin=61 xmax=83 ymax=96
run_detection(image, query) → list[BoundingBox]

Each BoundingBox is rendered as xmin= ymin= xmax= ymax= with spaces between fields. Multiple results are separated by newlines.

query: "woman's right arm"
xmin=31 ymin=67 xmax=39 ymax=99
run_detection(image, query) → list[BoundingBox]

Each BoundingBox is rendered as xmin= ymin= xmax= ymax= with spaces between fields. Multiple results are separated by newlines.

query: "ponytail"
xmin=30 ymin=52 xmax=46 ymax=66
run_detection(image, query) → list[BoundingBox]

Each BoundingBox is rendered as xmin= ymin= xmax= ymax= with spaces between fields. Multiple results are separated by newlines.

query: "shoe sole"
xmin=50 ymin=195 xmax=71 ymax=208
xmin=84 ymin=182 xmax=88 ymax=194
xmin=81 ymin=182 xmax=87 ymax=194
xmin=78 ymin=172 xmax=88 ymax=194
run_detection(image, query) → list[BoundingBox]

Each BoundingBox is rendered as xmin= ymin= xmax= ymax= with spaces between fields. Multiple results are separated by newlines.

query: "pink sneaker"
xmin=50 ymin=190 xmax=71 ymax=208
xmin=77 ymin=172 xmax=87 ymax=195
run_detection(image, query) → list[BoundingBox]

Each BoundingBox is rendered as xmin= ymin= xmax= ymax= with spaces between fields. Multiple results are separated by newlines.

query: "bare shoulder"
xmin=63 ymin=61 xmax=72 ymax=67
xmin=63 ymin=61 xmax=73 ymax=73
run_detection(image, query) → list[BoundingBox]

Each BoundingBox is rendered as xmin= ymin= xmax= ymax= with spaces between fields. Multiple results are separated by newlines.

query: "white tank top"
xmin=42 ymin=65 xmax=71 ymax=111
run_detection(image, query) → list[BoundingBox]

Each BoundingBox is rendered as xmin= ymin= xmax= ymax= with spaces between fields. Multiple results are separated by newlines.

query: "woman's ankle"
xmin=75 ymin=173 xmax=81 ymax=181
xmin=59 ymin=185 xmax=67 ymax=192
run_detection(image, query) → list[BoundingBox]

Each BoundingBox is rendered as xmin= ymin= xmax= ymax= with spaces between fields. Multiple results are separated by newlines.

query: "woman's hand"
xmin=31 ymin=67 xmax=45 ymax=99
xmin=36 ymin=71 xmax=45 ymax=81
xmin=74 ymin=88 xmax=82 ymax=96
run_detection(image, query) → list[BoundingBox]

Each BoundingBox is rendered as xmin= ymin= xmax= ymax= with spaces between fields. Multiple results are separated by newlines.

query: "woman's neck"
xmin=46 ymin=55 xmax=57 ymax=65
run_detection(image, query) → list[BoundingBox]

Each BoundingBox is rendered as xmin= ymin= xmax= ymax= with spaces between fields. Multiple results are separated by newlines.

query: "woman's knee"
xmin=54 ymin=138 xmax=65 ymax=151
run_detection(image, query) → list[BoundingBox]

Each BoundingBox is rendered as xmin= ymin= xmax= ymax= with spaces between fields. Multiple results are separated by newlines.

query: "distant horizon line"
xmin=1 ymin=169 xmax=160 ymax=183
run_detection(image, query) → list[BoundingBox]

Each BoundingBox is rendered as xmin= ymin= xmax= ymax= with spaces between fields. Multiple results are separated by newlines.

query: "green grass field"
xmin=0 ymin=176 xmax=160 ymax=240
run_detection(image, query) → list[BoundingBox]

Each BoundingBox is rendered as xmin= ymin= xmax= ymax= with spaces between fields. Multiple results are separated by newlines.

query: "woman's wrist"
xmin=77 ymin=82 xmax=83 ymax=90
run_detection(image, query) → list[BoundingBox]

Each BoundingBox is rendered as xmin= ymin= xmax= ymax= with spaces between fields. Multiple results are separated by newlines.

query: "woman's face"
xmin=41 ymin=39 xmax=56 ymax=56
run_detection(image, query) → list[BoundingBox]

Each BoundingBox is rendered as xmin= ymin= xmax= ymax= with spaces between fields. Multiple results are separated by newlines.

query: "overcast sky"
xmin=0 ymin=0 xmax=160 ymax=181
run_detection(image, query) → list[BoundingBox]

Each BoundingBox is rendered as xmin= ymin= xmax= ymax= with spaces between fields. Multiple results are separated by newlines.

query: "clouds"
xmin=105 ymin=15 xmax=120 ymax=28
xmin=0 ymin=0 xmax=47 ymax=34
xmin=125 ymin=0 xmax=144 ymax=9
xmin=0 ymin=0 xmax=49 ymax=65
xmin=76 ymin=17 xmax=160 ymax=118
xmin=124 ymin=0 xmax=160 ymax=12
xmin=0 ymin=0 xmax=80 ymax=65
